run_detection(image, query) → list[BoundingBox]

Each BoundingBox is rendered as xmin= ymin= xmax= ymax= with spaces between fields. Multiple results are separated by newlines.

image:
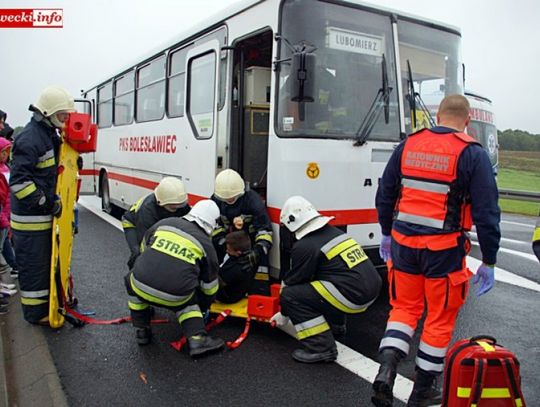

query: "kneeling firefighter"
xmin=273 ymin=196 xmax=382 ymax=363
xmin=125 ymin=199 xmax=224 ymax=357
xmin=122 ymin=176 xmax=191 ymax=268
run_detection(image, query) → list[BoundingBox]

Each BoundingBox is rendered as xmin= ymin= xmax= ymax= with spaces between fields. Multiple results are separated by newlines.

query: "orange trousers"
xmin=387 ymin=266 xmax=471 ymax=348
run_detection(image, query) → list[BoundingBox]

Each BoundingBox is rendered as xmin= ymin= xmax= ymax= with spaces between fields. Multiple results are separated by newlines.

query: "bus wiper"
xmin=406 ymin=60 xmax=435 ymax=131
xmin=353 ymin=54 xmax=392 ymax=146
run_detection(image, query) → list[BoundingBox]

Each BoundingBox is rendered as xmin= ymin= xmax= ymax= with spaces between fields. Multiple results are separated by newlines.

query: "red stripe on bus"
xmin=267 ymin=207 xmax=378 ymax=225
xmin=79 ymin=169 xmax=99 ymax=176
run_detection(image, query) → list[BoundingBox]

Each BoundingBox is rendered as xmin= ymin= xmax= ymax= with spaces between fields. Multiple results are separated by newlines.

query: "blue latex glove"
xmin=379 ymin=235 xmax=392 ymax=262
xmin=472 ymin=263 xmax=495 ymax=296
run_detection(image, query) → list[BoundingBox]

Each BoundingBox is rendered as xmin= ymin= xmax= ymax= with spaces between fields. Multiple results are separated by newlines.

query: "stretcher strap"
xmin=170 ymin=310 xmax=231 ymax=351
xmin=226 ymin=317 xmax=252 ymax=350
xmin=58 ymin=276 xmax=169 ymax=325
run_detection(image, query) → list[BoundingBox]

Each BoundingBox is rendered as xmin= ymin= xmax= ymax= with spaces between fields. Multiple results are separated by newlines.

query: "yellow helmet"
xmin=34 ymin=86 xmax=75 ymax=117
xmin=214 ymin=169 xmax=245 ymax=201
xmin=154 ymin=177 xmax=188 ymax=206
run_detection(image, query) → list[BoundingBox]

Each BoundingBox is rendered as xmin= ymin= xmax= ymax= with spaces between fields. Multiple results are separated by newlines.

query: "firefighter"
xmin=122 ymin=177 xmax=190 ymax=268
xmin=125 ymin=199 xmax=224 ymax=357
xmin=9 ymin=86 xmax=74 ymax=324
xmin=371 ymin=94 xmax=501 ymax=407
xmin=533 ymin=211 xmax=540 ymax=262
xmin=211 ymin=169 xmax=273 ymax=294
xmin=272 ymin=196 xmax=382 ymax=363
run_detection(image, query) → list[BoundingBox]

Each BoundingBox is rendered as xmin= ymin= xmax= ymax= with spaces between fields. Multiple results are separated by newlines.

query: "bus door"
xmin=185 ymin=39 xmax=221 ymax=198
xmin=229 ymin=30 xmax=273 ymax=200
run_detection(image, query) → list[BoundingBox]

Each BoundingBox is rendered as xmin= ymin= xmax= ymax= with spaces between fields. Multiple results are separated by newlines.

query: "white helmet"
xmin=280 ymin=196 xmax=334 ymax=239
xmin=154 ymin=177 xmax=188 ymax=206
xmin=184 ymin=199 xmax=220 ymax=235
xmin=34 ymin=86 xmax=75 ymax=119
xmin=214 ymin=169 xmax=245 ymax=201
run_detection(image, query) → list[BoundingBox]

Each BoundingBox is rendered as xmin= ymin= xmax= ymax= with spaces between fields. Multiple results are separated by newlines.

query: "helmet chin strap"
xmin=48 ymin=113 xmax=64 ymax=129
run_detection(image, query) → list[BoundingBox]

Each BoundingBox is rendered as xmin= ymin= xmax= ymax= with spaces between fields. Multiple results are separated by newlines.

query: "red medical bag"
xmin=442 ymin=335 xmax=526 ymax=406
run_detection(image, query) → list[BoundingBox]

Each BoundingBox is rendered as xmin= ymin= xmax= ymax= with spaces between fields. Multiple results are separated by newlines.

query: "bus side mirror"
xmin=290 ymin=51 xmax=316 ymax=103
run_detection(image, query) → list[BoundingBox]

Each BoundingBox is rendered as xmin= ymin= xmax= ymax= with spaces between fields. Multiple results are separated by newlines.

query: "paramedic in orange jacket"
xmin=371 ymin=94 xmax=501 ymax=407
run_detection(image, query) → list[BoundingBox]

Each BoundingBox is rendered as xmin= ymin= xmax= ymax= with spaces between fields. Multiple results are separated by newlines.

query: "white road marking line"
xmin=470 ymin=241 xmax=538 ymax=262
xmin=78 ymin=196 xmax=122 ymax=231
xmin=469 ymin=231 xmax=530 ymax=246
xmin=467 ymin=256 xmax=540 ymax=292
xmin=501 ymin=220 xmax=535 ymax=228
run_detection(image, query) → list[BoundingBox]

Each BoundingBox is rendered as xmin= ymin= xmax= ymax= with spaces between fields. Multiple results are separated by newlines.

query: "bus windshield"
xmin=398 ymin=19 xmax=463 ymax=134
xmin=276 ymin=0 xmax=400 ymax=141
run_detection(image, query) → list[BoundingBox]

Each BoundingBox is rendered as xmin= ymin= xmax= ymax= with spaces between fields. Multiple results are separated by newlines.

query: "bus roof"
xmin=83 ymin=0 xmax=461 ymax=94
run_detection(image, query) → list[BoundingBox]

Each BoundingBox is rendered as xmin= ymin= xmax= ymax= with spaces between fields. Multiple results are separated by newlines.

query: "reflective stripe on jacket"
xmin=393 ymin=129 xmax=479 ymax=249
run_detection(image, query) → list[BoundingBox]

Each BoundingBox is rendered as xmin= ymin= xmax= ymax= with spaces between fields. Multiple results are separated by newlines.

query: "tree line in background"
xmin=498 ymin=129 xmax=540 ymax=151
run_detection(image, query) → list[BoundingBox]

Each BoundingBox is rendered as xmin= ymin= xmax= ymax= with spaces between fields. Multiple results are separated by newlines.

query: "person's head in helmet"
xmin=183 ymin=199 xmax=220 ymax=235
xmin=280 ymin=195 xmax=334 ymax=240
xmin=32 ymin=86 xmax=75 ymax=129
xmin=214 ymin=169 xmax=245 ymax=205
xmin=154 ymin=177 xmax=188 ymax=212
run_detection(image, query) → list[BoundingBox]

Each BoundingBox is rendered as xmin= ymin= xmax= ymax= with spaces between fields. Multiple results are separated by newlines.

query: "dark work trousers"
xmin=124 ymin=274 xmax=206 ymax=338
xmin=13 ymin=230 xmax=51 ymax=323
xmin=280 ymin=283 xmax=344 ymax=353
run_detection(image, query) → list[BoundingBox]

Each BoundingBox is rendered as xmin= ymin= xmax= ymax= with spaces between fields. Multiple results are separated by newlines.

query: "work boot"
xmin=406 ymin=369 xmax=442 ymax=407
xmin=371 ymin=349 xmax=403 ymax=407
xmin=291 ymin=347 xmax=338 ymax=363
xmin=136 ymin=328 xmax=152 ymax=346
xmin=188 ymin=334 xmax=224 ymax=357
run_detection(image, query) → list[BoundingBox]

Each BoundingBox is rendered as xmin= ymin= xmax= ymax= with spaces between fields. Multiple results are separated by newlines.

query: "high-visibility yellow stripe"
xmin=14 ymin=182 xmax=37 ymax=199
xmin=130 ymin=278 xmax=193 ymax=307
xmin=255 ymin=272 xmax=270 ymax=281
xmin=212 ymin=227 xmax=226 ymax=237
xmin=21 ymin=297 xmax=48 ymax=306
xmin=151 ymin=230 xmax=203 ymax=264
xmin=311 ymin=281 xmax=368 ymax=314
xmin=325 ymin=238 xmax=357 ymax=260
xmin=122 ymin=220 xmax=135 ymax=229
xmin=297 ymin=321 xmax=330 ymax=340
xmin=200 ymin=281 xmax=219 ymax=296
xmin=11 ymin=220 xmax=52 ymax=231
xmin=476 ymin=341 xmax=496 ymax=352
xmin=516 ymin=398 xmax=523 ymax=407
xmin=35 ymin=157 xmax=55 ymax=169
xmin=457 ymin=387 xmax=511 ymax=398
xmin=128 ymin=301 xmax=149 ymax=311
xmin=255 ymin=234 xmax=273 ymax=243
xmin=533 ymin=227 xmax=540 ymax=243
xmin=178 ymin=310 xmax=203 ymax=324
xmin=129 ymin=197 xmax=143 ymax=212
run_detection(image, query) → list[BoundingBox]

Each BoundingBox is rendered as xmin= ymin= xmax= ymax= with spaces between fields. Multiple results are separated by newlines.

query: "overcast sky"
xmin=1 ymin=0 xmax=539 ymax=133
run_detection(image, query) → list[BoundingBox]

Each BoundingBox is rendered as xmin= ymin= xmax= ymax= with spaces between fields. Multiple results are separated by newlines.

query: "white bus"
xmin=79 ymin=0 xmax=464 ymax=273
xmin=465 ymin=91 xmax=498 ymax=173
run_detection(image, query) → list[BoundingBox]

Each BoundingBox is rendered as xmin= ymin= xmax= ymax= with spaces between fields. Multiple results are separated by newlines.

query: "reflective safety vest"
xmin=394 ymin=129 xmax=479 ymax=247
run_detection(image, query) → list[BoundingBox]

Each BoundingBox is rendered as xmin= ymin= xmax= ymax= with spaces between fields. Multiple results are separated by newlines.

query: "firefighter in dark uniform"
xmin=122 ymin=177 xmax=191 ymax=268
xmin=273 ymin=196 xmax=382 ymax=363
xmin=125 ymin=199 xmax=224 ymax=357
xmin=9 ymin=86 xmax=74 ymax=324
xmin=372 ymin=94 xmax=500 ymax=407
xmin=211 ymin=169 xmax=273 ymax=294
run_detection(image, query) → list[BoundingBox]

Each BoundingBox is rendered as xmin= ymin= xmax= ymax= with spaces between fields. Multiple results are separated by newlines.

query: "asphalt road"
xmin=42 ymin=200 xmax=539 ymax=406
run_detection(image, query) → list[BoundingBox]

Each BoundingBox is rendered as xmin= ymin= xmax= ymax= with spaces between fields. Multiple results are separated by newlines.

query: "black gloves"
xmin=51 ymin=196 xmax=62 ymax=218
